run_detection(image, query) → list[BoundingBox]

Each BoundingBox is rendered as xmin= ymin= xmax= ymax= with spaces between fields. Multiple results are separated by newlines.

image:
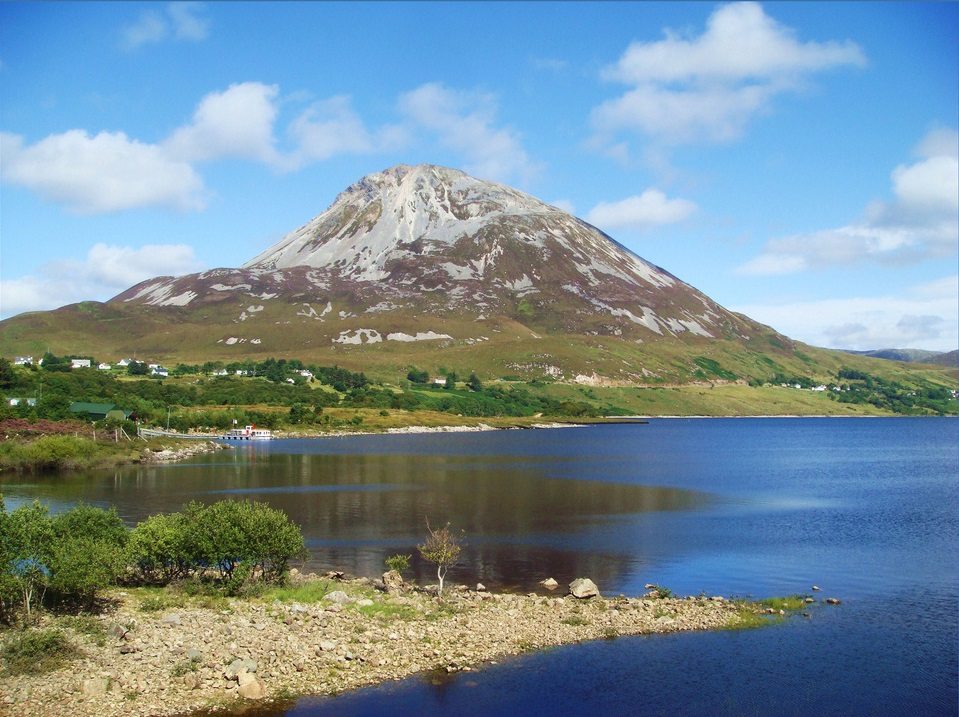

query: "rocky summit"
xmin=1 ymin=164 xmax=796 ymax=381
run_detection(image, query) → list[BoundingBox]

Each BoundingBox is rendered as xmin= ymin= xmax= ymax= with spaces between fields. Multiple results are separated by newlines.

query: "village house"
xmin=70 ymin=359 xmax=92 ymax=369
xmin=13 ymin=356 xmax=33 ymax=365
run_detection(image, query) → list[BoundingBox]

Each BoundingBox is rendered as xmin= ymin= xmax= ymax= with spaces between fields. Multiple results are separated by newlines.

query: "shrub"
xmin=126 ymin=512 xmax=194 ymax=584
xmin=1 ymin=628 xmax=80 ymax=676
xmin=48 ymin=504 xmax=128 ymax=607
xmin=417 ymin=520 xmax=463 ymax=596
xmin=4 ymin=500 xmax=54 ymax=621
xmin=384 ymin=554 xmax=411 ymax=574
xmin=185 ymin=500 xmax=307 ymax=583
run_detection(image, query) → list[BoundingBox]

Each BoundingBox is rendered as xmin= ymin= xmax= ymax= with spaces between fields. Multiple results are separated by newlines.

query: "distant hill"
xmin=844 ymin=348 xmax=956 ymax=365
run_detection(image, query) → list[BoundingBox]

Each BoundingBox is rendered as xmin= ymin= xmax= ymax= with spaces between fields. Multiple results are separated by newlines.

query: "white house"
xmin=151 ymin=366 xmax=169 ymax=377
xmin=212 ymin=369 xmax=228 ymax=376
xmin=8 ymin=397 xmax=37 ymax=407
xmin=13 ymin=356 xmax=33 ymax=365
xmin=431 ymin=377 xmax=447 ymax=386
xmin=299 ymin=370 xmax=314 ymax=378
xmin=98 ymin=363 xmax=112 ymax=371
xmin=71 ymin=359 xmax=92 ymax=369
xmin=117 ymin=358 xmax=131 ymax=367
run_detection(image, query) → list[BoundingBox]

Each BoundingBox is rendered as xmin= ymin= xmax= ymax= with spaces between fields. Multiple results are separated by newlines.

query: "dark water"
xmin=2 ymin=418 xmax=956 ymax=715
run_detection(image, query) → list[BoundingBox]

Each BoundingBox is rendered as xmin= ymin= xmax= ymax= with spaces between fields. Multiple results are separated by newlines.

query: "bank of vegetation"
xmin=1 ymin=353 xmax=955 ymax=447
xmin=0 ymin=497 xmax=307 ymax=625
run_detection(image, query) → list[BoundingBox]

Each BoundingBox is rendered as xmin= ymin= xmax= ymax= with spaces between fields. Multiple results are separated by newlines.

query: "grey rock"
xmin=356 ymin=598 xmax=374 ymax=607
xmin=108 ymin=623 xmax=129 ymax=640
xmin=540 ymin=578 xmax=559 ymax=590
xmin=382 ymin=570 xmax=404 ymax=593
xmin=186 ymin=648 xmax=203 ymax=660
xmin=317 ymin=640 xmax=337 ymax=652
xmin=161 ymin=613 xmax=181 ymax=626
xmin=324 ymin=590 xmax=353 ymax=605
xmin=569 ymin=578 xmax=600 ymax=599
xmin=825 ymin=597 xmax=842 ymax=605
xmin=475 ymin=583 xmax=486 ymax=592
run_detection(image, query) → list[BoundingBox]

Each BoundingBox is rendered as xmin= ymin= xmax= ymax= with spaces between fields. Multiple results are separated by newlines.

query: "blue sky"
xmin=1 ymin=1 xmax=956 ymax=351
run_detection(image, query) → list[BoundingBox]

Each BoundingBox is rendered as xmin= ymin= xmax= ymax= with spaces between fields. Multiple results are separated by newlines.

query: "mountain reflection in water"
xmin=0 ymin=448 xmax=714 ymax=592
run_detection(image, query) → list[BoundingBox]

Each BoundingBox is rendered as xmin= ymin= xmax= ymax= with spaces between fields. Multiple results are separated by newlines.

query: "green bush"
xmin=3 ymin=499 xmax=54 ymax=621
xmin=1 ymin=628 xmax=80 ymax=676
xmin=126 ymin=512 xmax=194 ymax=584
xmin=385 ymin=554 xmax=411 ymax=574
xmin=186 ymin=500 xmax=307 ymax=583
xmin=48 ymin=504 xmax=128 ymax=607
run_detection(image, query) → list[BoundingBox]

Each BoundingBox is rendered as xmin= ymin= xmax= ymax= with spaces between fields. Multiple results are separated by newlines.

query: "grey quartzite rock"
xmin=569 ymin=578 xmax=600 ymax=599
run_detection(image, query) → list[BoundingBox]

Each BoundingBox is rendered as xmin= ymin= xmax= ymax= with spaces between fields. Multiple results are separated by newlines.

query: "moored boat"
xmin=222 ymin=424 xmax=273 ymax=440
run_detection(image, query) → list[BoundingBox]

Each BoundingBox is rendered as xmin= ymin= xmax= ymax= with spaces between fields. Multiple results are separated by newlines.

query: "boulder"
xmin=160 ymin=613 xmax=181 ymax=626
xmin=540 ymin=578 xmax=559 ymax=590
xmin=825 ymin=597 xmax=842 ymax=605
xmin=382 ymin=570 xmax=404 ymax=593
xmin=569 ymin=578 xmax=600 ymax=599
xmin=324 ymin=590 xmax=353 ymax=605
xmin=107 ymin=622 xmax=129 ymax=641
xmin=237 ymin=671 xmax=266 ymax=699
xmin=476 ymin=583 xmax=486 ymax=592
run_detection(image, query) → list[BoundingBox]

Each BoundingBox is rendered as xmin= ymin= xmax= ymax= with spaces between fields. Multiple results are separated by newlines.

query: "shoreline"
xmin=0 ymin=574 xmax=793 ymax=717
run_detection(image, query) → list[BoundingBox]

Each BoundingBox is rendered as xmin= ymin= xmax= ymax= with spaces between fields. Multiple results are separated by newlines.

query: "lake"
xmin=1 ymin=417 xmax=956 ymax=715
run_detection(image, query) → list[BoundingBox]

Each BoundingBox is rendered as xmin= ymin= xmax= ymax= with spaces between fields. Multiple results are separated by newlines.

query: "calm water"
xmin=2 ymin=418 xmax=956 ymax=715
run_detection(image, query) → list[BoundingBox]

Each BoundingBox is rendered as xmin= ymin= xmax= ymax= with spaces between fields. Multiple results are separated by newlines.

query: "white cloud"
xmin=163 ymin=82 xmax=283 ymax=166
xmin=586 ymin=189 xmax=697 ymax=230
xmin=0 ymin=243 xmax=204 ymax=319
xmin=0 ymin=82 xmax=393 ymax=213
xmin=591 ymin=2 xmax=864 ymax=148
xmin=284 ymin=96 xmax=405 ymax=169
xmin=121 ymin=3 xmax=209 ymax=49
xmin=739 ymin=128 xmax=959 ymax=274
xmin=399 ymin=82 xmax=540 ymax=184
xmin=0 ymin=129 xmax=205 ymax=213
xmin=732 ymin=275 xmax=959 ymax=351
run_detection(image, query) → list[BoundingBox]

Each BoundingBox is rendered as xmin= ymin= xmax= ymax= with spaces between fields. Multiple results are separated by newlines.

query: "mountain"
xmin=2 ymin=164 xmax=832 ymax=383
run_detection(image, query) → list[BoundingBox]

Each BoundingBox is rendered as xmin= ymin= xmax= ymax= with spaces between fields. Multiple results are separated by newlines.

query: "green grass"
xmin=758 ymin=595 xmax=808 ymax=612
xmin=726 ymin=595 xmax=808 ymax=630
xmin=1 ymin=628 xmax=82 ymax=676
xmin=560 ymin=615 xmax=589 ymax=627
xmin=57 ymin=615 xmax=107 ymax=646
xmin=260 ymin=580 xmax=335 ymax=604
xmin=356 ymin=602 xmax=419 ymax=621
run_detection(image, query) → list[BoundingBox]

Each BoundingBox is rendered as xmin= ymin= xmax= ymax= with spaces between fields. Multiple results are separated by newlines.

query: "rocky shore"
xmin=141 ymin=441 xmax=226 ymax=463
xmin=0 ymin=573 xmax=766 ymax=717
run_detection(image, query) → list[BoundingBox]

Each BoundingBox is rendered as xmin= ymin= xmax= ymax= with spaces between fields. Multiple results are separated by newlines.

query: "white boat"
xmin=222 ymin=425 xmax=273 ymax=440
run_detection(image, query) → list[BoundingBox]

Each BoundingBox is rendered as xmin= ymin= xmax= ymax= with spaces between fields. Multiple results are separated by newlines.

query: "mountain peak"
xmin=242 ymin=164 xmax=563 ymax=276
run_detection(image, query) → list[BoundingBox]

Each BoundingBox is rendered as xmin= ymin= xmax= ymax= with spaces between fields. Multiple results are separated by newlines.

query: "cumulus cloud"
xmin=732 ymin=275 xmax=959 ymax=351
xmin=399 ymin=82 xmax=540 ymax=184
xmin=121 ymin=3 xmax=210 ymax=50
xmin=586 ymin=189 xmax=697 ymax=230
xmin=0 ymin=243 xmax=204 ymax=319
xmin=0 ymin=82 xmax=392 ymax=213
xmin=591 ymin=2 xmax=865 ymax=149
xmin=0 ymin=129 xmax=205 ymax=213
xmin=164 ymin=82 xmax=284 ymax=166
xmin=739 ymin=128 xmax=959 ymax=274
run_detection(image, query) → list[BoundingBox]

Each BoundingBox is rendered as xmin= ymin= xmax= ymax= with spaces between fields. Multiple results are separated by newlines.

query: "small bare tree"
xmin=417 ymin=519 xmax=463 ymax=596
